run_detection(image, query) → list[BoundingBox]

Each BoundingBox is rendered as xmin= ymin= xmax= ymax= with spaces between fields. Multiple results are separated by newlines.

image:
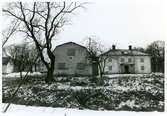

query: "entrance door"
xmin=124 ymin=65 xmax=130 ymax=74
xmin=92 ymin=62 xmax=98 ymax=76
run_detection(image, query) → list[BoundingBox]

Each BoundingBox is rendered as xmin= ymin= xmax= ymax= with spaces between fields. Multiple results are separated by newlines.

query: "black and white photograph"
xmin=1 ymin=0 xmax=166 ymax=116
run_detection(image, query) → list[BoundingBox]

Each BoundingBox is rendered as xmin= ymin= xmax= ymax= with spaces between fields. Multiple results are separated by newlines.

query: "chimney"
xmin=112 ymin=45 xmax=116 ymax=50
xmin=129 ymin=45 xmax=132 ymax=50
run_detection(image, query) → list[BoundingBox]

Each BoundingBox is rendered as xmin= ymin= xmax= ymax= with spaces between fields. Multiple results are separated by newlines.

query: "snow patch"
xmin=1 ymin=104 xmax=121 ymax=116
xmin=3 ymin=72 xmax=42 ymax=78
xmin=117 ymin=100 xmax=140 ymax=109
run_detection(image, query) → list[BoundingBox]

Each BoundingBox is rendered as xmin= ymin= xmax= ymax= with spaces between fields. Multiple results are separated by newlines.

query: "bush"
xmin=2 ymin=73 xmax=164 ymax=111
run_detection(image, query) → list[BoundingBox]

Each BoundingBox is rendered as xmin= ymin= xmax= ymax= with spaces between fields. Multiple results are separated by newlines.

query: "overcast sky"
xmin=3 ymin=0 xmax=167 ymax=49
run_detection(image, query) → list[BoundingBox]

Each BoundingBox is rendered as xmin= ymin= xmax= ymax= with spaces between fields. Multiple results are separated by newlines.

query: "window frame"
xmin=108 ymin=66 xmax=112 ymax=71
xmin=57 ymin=63 xmax=66 ymax=70
xmin=108 ymin=57 xmax=112 ymax=62
xmin=128 ymin=58 xmax=132 ymax=62
xmin=120 ymin=58 xmax=124 ymax=62
xmin=140 ymin=58 xmax=144 ymax=62
xmin=67 ymin=48 xmax=76 ymax=56
xmin=141 ymin=66 xmax=144 ymax=70
xmin=77 ymin=63 xmax=85 ymax=70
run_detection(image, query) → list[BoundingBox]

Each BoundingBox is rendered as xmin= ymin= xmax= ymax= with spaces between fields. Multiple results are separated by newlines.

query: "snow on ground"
xmin=3 ymin=72 xmax=42 ymax=78
xmin=105 ymin=73 xmax=164 ymax=78
xmin=3 ymin=72 xmax=163 ymax=79
xmin=1 ymin=104 xmax=166 ymax=116
xmin=117 ymin=100 xmax=140 ymax=109
xmin=2 ymin=72 xmax=164 ymax=113
xmin=104 ymin=74 xmax=146 ymax=78
xmin=56 ymin=83 xmax=93 ymax=90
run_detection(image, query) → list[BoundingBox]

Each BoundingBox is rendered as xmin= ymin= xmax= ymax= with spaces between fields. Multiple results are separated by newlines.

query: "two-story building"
xmin=101 ymin=45 xmax=151 ymax=74
xmin=53 ymin=42 xmax=98 ymax=76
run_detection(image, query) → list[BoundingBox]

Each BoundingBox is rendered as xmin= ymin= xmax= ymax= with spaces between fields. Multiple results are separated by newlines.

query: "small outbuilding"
xmin=2 ymin=57 xmax=14 ymax=74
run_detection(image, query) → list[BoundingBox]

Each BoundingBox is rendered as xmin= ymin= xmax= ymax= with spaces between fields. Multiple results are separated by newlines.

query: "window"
xmin=141 ymin=66 xmax=144 ymax=70
xmin=108 ymin=58 xmax=112 ymax=62
xmin=77 ymin=63 xmax=85 ymax=70
xmin=121 ymin=58 xmax=124 ymax=62
xmin=140 ymin=58 xmax=144 ymax=62
xmin=124 ymin=51 xmax=128 ymax=54
xmin=108 ymin=66 xmax=112 ymax=70
xmin=57 ymin=63 xmax=66 ymax=69
xmin=122 ymin=51 xmax=128 ymax=54
xmin=67 ymin=48 xmax=76 ymax=56
xmin=128 ymin=58 xmax=132 ymax=62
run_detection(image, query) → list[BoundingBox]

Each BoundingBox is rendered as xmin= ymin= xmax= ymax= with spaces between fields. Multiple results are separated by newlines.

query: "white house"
xmin=101 ymin=45 xmax=151 ymax=74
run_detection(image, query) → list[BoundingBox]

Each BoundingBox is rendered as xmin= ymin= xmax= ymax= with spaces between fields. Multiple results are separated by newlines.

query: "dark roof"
xmin=53 ymin=42 xmax=88 ymax=52
xmin=101 ymin=49 xmax=150 ymax=56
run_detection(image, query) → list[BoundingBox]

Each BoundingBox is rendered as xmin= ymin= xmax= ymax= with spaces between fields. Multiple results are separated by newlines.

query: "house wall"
xmin=53 ymin=43 xmax=93 ymax=75
xmin=134 ymin=56 xmax=151 ymax=73
xmin=104 ymin=56 xmax=119 ymax=74
xmin=104 ymin=55 xmax=151 ymax=74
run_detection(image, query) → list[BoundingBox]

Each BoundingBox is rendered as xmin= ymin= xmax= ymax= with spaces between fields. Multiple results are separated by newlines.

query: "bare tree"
xmin=98 ymin=53 xmax=108 ymax=79
xmin=3 ymin=2 xmax=85 ymax=83
xmin=6 ymin=44 xmax=35 ymax=78
xmin=83 ymin=37 xmax=108 ymax=80
xmin=133 ymin=47 xmax=145 ymax=53
xmin=146 ymin=40 xmax=165 ymax=73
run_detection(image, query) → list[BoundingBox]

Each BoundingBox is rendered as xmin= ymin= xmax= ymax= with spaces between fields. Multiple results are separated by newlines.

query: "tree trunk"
xmin=98 ymin=66 xmax=104 ymax=85
xmin=30 ymin=65 xmax=33 ymax=73
xmin=45 ymin=53 xmax=55 ymax=83
xmin=20 ymin=71 xmax=23 ymax=79
xmin=45 ymin=68 xmax=54 ymax=83
xmin=98 ymin=66 xmax=103 ymax=78
xmin=34 ymin=64 xmax=37 ymax=72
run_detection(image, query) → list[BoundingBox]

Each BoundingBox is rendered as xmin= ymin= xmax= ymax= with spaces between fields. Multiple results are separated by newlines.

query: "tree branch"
xmin=2 ymin=19 xmax=21 ymax=47
xmin=2 ymin=9 xmax=23 ymax=21
xmin=47 ymin=2 xmax=66 ymax=39
xmin=30 ymin=2 xmax=36 ymax=25
xmin=19 ymin=2 xmax=49 ymax=69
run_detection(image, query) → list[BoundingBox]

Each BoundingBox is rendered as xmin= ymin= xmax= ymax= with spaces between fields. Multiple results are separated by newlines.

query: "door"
xmin=124 ymin=65 xmax=130 ymax=74
xmin=92 ymin=62 xmax=98 ymax=76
